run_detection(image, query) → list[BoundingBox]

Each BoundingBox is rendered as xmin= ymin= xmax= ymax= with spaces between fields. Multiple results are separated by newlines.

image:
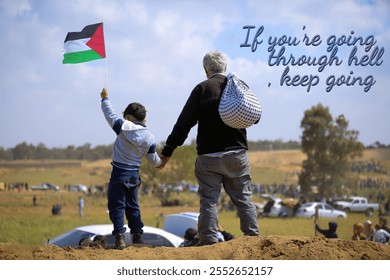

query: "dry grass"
xmin=248 ymin=150 xmax=306 ymax=184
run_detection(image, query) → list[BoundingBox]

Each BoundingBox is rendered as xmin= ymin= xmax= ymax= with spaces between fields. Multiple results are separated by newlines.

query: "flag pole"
xmin=104 ymin=56 xmax=107 ymax=89
xmin=103 ymin=21 xmax=107 ymax=89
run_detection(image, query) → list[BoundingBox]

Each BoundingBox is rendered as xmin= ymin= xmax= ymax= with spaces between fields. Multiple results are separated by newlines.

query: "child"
xmin=100 ymin=88 xmax=162 ymax=249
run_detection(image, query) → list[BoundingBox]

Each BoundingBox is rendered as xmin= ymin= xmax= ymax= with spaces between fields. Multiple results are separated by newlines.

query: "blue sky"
xmin=0 ymin=0 xmax=389 ymax=148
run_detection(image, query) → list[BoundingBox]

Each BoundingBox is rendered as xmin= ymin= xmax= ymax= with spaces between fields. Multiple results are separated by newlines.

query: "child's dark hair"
xmin=123 ymin=102 xmax=146 ymax=121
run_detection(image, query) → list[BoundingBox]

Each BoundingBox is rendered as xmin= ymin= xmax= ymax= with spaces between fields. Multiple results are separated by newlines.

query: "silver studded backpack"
xmin=218 ymin=73 xmax=262 ymax=129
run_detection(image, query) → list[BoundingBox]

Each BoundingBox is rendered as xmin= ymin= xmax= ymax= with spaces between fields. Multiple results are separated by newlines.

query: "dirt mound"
xmin=1 ymin=235 xmax=389 ymax=260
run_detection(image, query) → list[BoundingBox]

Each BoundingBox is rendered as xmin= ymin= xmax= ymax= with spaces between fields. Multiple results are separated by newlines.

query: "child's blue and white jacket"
xmin=101 ymin=98 xmax=162 ymax=170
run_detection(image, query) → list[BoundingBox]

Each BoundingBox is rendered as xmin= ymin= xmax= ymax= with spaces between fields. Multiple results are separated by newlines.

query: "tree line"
xmin=0 ymin=138 xmax=388 ymax=161
xmin=0 ymin=143 xmax=113 ymax=160
xmin=0 ymin=139 xmax=303 ymax=160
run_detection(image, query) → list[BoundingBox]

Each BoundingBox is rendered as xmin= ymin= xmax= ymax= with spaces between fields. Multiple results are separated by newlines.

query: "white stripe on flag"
xmin=63 ymin=38 xmax=91 ymax=54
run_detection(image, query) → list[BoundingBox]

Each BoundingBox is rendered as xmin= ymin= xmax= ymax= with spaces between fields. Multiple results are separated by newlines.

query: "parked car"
xmin=334 ymin=196 xmax=379 ymax=216
xmin=163 ymin=212 xmax=199 ymax=237
xmin=163 ymin=212 xmax=226 ymax=241
xmin=296 ymin=202 xmax=347 ymax=219
xmin=47 ymin=224 xmax=184 ymax=249
xmin=68 ymin=184 xmax=88 ymax=193
xmin=259 ymin=194 xmax=299 ymax=218
xmin=31 ymin=184 xmax=49 ymax=191
xmin=188 ymin=185 xmax=199 ymax=193
xmin=31 ymin=183 xmax=60 ymax=191
xmin=44 ymin=183 xmax=60 ymax=191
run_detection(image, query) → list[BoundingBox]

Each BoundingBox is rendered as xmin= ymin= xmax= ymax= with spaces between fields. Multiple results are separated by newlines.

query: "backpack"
xmin=218 ymin=73 xmax=262 ymax=129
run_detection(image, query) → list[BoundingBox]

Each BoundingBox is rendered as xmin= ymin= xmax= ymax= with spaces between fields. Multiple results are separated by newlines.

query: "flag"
xmin=63 ymin=22 xmax=106 ymax=64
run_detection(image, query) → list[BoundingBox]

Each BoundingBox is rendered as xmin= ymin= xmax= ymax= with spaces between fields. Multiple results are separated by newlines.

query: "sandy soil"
xmin=1 ymin=235 xmax=389 ymax=260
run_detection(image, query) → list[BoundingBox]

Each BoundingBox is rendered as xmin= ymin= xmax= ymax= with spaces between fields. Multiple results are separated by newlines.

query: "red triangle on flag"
xmin=86 ymin=23 xmax=106 ymax=58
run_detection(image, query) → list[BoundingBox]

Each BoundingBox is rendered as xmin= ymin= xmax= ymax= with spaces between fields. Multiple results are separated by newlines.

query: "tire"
xmin=365 ymin=208 xmax=374 ymax=217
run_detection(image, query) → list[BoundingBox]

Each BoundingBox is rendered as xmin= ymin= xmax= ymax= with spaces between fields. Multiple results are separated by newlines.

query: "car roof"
xmin=301 ymin=202 xmax=328 ymax=207
xmin=302 ymin=202 xmax=315 ymax=206
xmin=163 ymin=212 xmax=200 ymax=237
xmin=165 ymin=212 xmax=199 ymax=220
xmin=75 ymin=224 xmax=115 ymax=234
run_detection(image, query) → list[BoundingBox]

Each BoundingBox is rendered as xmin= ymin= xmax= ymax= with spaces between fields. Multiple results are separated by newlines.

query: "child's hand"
xmin=101 ymin=88 xmax=108 ymax=99
xmin=158 ymin=156 xmax=170 ymax=169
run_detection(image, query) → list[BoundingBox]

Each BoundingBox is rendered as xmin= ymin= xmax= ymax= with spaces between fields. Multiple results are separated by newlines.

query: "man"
xmin=160 ymin=51 xmax=259 ymax=245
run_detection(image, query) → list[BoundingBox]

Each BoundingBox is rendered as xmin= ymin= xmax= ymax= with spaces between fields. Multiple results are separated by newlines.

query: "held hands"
xmin=158 ymin=155 xmax=170 ymax=169
xmin=101 ymin=88 xmax=108 ymax=99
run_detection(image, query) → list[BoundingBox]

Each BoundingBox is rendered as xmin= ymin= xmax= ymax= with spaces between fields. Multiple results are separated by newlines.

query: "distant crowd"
xmin=2 ymin=182 xmax=107 ymax=196
xmin=359 ymin=177 xmax=390 ymax=190
xmin=351 ymin=160 xmax=388 ymax=175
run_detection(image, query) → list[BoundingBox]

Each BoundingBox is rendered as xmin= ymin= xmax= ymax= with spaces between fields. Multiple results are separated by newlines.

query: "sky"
xmin=0 ymin=0 xmax=389 ymax=149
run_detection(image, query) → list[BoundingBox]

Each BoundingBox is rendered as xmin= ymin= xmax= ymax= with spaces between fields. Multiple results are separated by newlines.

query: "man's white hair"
xmin=203 ymin=50 xmax=227 ymax=74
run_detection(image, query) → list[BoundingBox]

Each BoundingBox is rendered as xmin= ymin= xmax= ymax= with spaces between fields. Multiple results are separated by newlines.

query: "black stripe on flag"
xmin=64 ymin=23 xmax=102 ymax=43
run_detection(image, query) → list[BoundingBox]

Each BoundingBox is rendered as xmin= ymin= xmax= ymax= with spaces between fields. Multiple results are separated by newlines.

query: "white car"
xmin=163 ymin=212 xmax=226 ymax=241
xmin=295 ymin=202 xmax=347 ymax=219
xmin=163 ymin=212 xmax=199 ymax=237
xmin=31 ymin=184 xmax=49 ymax=191
xmin=333 ymin=196 xmax=379 ymax=216
xmin=260 ymin=194 xmax=297 ymax=218
xmin=68 ymin=184 xmax=88 ymax=193
xmin=32 ymin=183 xmax=60 ymax=191
xmin=47 ymin=224 xmax=184 ymax=248
xmin=44 ymin=183 xmax=60 ymax=191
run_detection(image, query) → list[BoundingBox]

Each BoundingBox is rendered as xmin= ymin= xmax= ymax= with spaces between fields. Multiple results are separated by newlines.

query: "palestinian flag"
xmin=63 ymin=22 xmax=106 ymax=64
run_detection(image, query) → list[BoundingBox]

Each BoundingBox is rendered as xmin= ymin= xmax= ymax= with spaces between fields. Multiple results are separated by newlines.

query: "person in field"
xmin=315 ymin=221 xmax=338 ymax=238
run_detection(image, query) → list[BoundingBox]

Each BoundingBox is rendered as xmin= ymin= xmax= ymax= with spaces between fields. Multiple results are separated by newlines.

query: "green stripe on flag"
xmin=62 ymin=49 xmax=103 ymax=64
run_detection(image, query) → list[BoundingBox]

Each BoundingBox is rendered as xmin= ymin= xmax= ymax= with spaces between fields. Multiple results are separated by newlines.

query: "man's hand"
xmin=101 ymin=88 xmax=108 ymax=99
xmin=158 ymin=155 xmax=170 ymax=169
